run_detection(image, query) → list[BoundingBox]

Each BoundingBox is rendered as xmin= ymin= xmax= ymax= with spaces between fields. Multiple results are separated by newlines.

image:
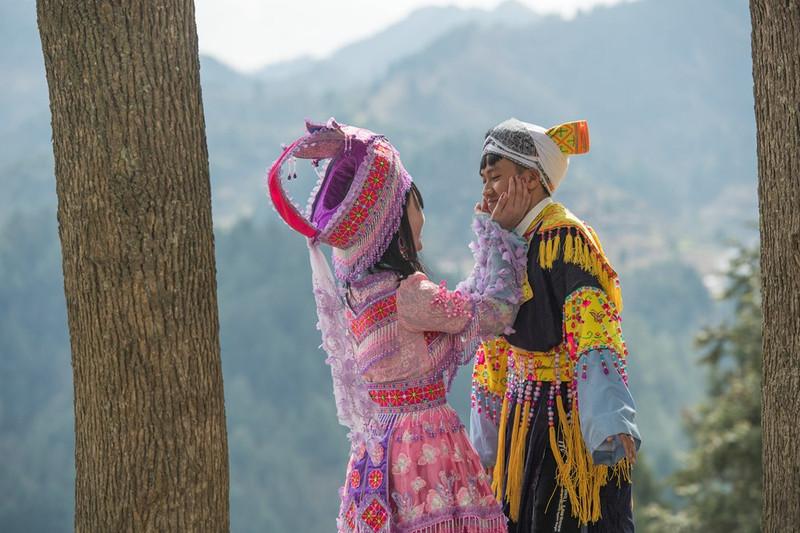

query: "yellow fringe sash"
xmin=488 ymin=342 xmax=631 ymax=525
xmin=549 ymin=393 xmax=632 ymax=524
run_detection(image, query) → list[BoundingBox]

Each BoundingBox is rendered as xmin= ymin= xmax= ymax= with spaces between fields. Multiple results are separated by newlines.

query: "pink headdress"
xmin=268 ymin=118 xmax=413 ymax=281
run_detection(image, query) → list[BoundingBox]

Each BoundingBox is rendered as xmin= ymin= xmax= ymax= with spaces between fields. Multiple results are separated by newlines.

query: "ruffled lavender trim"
xmin=438 ymin=215 xmax=528 ymax=390
xmin=309 ymin=245 xmax=381 ymax=448
xmin=332 ymin=145 xmax=413 ymax=282
xmin=457 ymin=215 xmax=528 ymax=308
xmin=396 ymin=505 xmax=507 ymax=533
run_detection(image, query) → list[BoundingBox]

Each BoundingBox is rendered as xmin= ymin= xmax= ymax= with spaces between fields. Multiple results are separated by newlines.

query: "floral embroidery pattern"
xmin=383 ymin=405 xmax=505 ymax=530
xmin=417 ymin=443 xmax=441 ymax=466
xmin=361 ymin=498 xmax=389 ymax=532
xmin=368 ymin=469 xmax=384 ymax=489
xmin=426 ymin=489 xmax=446 ymax=512
xmin=368 ymin=380 xmax=446 ymax=408
xmin=564 ymin=286 xmax=629 ymax=384
xmin=350 ymin=470 xmax=362 ymax=489
xmin=344 ymin=501 xmax=357 ymax=530
xmin=328 ymin=148 xmax=392 ymax=248
xmin=457 ymin=487 xmax=474 ymax=507
xmin=392 ymin=491 xmax=425 ymax=522
xmin=349 ymin=294 xmax=397 ymax=340
xmin=392 ymin=453 xmax=412 ymax=475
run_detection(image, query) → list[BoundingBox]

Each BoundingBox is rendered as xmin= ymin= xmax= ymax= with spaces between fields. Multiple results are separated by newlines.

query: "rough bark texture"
xmin=750 ymin=1 xmax=800 ymax=531
xmin=36 ymin=2 xmax=229 ymax=531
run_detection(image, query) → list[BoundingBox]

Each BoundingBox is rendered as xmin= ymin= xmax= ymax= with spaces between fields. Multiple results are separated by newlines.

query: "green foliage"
xmin=640 ymin=246 xmax=762 ymax=532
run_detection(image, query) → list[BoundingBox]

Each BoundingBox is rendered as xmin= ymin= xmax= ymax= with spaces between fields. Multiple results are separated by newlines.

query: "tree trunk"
xmin=36 ymin=2 xmax=229 ymax=531
xmin=750 ymin=1 xmax=800 ymax=530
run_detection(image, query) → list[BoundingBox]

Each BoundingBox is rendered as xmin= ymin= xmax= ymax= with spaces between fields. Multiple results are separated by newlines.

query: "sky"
xmin=194 ymin=0 xmax=633 ymax=72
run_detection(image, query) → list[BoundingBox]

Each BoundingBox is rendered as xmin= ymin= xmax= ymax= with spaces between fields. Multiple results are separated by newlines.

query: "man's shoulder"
xmin=537 ymin=202 xmax=593 ymax=236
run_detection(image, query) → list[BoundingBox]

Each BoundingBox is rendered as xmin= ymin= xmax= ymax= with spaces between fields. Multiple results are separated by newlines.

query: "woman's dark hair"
xmin=369 ymin=182 xmax=426 ymax=279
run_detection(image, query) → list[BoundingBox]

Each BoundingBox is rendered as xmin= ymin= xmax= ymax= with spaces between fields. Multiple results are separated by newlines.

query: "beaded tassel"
xmin=491 ymin=352 xmax=514 ymax=501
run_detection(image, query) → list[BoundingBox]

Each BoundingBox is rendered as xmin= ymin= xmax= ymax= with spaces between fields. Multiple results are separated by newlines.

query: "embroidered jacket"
xmin=469 ymin=201 xmax=641 ymax=525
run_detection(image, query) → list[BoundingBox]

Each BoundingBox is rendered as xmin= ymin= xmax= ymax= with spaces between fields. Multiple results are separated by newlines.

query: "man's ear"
xmin=525 ymin=169 xmax=541 ymax=192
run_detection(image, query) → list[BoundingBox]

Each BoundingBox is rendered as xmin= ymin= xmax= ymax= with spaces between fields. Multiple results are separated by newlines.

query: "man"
xmin=470 ymin=118 xmax=641 ymax=532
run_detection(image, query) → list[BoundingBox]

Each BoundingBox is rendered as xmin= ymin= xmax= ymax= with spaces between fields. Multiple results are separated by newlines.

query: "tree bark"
xmin=750 ymin=1 xmax=800 ymax=530
xmin=36 ymin=2 xmax=229 ymax=531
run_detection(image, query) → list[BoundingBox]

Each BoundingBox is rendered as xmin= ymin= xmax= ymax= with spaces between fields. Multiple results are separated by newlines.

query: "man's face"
xmin=480 ymin=157 xmax=530 ymax=213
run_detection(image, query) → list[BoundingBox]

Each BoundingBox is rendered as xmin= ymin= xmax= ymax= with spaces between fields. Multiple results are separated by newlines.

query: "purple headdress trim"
xmin=331 ymin=143 xmax=413 ymax=281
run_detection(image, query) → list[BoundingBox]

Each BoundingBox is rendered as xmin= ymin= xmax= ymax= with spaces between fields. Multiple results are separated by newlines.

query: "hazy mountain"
xmin=0 ymin=0 xmax=756 ymax=269
xmin=348 ymin=0 xmax=756 ymax=272
xmin=256 ymin=1 xmax=540 ymax=87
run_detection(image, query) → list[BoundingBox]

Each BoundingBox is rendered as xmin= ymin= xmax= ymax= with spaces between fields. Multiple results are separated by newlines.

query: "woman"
xmin=267 ymin=119 xmax=530 ymax=532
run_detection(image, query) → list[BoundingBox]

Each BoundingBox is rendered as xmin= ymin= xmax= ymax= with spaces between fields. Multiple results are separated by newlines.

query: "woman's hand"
xmin=608 ymin=433 xmax=637 ymax=465
xmin=474 ymin=198 xmax=490 ymax=214
xmin=490 ymin=176 xmax=531 ymax=230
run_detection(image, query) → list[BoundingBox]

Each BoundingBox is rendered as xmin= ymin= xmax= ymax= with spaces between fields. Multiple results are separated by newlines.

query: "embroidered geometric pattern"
xmin=344 ymin=501 xmax=357 ymax=530
xmin=328 ymin=145 xmax=392 ymax=248
xmin=485 ymin=120 xmax=538 ymax=157
xmin=349 ymin=294 xmax=397 ymax=341
xmin=329 ymin=138 xmax=413 ymax=282
xmin=361 ymin=498 xmax=389 ymax=532
xmin=545 ymin=120 xmax=590 ymax=155
xmin=368 ymin=379 xmax=446 ymax=409
xmin=368 ymin=469 xmax=384 ymax=489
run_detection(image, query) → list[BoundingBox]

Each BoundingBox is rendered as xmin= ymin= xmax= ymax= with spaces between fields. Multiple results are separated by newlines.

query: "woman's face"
xmin=407 ymin=192 xmax=425 ymax=252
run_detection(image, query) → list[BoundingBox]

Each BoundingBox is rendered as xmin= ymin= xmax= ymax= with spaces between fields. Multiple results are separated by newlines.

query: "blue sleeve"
xmin=469 ymin=403 xmax=499 ymax=468
xmin=575 ymin=348 xmax=642 ymax=465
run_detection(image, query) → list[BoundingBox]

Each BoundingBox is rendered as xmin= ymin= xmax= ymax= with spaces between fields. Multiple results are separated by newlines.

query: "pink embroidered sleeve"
xmin=396 ymin=216 xmax=529 ymax=389
xmin=396 ymin=273 xmax=475 ymax=334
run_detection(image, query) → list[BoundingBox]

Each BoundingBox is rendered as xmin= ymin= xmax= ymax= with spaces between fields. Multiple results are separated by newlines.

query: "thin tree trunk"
xmin=750 ymin=1 xmax=800 ymax=530
xmin=36 ymin=1 xmax=229 ymax=531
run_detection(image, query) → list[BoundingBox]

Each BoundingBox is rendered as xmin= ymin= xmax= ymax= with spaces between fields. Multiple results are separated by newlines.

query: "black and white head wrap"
xmin=483 ymin=118 xmax=570 ymax=194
